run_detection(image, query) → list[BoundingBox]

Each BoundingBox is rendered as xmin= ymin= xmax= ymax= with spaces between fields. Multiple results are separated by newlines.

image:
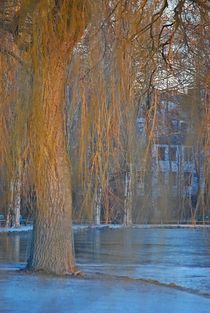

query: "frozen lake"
xmin=0 ymin=226 xmax=210 ymax=312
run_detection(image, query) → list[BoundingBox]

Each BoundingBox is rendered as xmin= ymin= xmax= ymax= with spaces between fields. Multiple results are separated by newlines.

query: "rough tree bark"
xmin=27 ymin=64 xmax=76 ymax=274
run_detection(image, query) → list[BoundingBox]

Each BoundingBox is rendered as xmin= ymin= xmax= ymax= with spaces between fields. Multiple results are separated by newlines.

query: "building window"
xmin=158 ymin=146 xmax=166 ymax=161
xmin=180 ymin=121 xmax=187 ymax=132
xmin=184 ymin=147 xmax=193 ymax=162
xmin=184 ymin=172 xmax=192 ymax=186
xmin=169 ymin=147 xmax=177 ymax=161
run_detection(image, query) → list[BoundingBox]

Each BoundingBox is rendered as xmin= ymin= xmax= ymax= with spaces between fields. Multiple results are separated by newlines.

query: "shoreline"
xmin=1 ymin=223 xmax=210 ymax=234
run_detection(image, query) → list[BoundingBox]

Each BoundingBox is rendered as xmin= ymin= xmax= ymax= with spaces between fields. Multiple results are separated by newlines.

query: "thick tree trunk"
xmin=28 ymin=204 xmax=75 ymax=275
xmin=27 ymin=64 xmax=76 ymax=275
xmin=27 ymin=147 xmax=75 ymax=274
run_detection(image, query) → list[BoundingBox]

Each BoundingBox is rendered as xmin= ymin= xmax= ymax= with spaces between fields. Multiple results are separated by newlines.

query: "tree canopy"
xmin=0 ymin=0 xmax=209 ymax=274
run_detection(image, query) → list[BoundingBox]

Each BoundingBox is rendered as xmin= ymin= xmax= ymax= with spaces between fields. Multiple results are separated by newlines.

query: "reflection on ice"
xmin=74 ymin=227 xmax=210 ymax=295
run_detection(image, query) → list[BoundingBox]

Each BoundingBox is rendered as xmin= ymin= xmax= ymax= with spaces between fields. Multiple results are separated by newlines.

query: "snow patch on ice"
xmin=0 ymin=225 xmax=33 ymax=233
xmin=1 ymin=223 xmax=210 ymax=234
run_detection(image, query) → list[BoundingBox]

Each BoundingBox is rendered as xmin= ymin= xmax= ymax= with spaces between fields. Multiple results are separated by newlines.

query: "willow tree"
xmin=1 ymin=0 xmax=209 ymax=275
xmin=0 ymin=0 xmax=89 ymax=274
xmin=27 ymin=0 xmax=210 ymax=272
xmin=26 ymin=1 xmax=90 ymax=274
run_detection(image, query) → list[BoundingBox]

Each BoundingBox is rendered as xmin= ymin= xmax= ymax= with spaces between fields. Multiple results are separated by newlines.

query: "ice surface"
xmin=0 ymin=271 xmax=210 ymax=313
xmin=0 ymin=227 xmax=210 ymax=313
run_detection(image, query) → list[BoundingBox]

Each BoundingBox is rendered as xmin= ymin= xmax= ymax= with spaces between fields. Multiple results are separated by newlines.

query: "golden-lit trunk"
xmin=27 ymin=64 xmax=76 ymax=275
xmin=28 ymin=204 xmax=75 ymax=275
